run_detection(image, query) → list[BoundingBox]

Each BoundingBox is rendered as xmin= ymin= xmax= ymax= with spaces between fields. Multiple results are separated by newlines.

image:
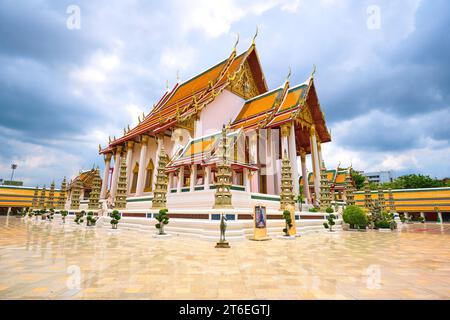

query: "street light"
xmin=10 ymin=164 xmax=18 ymax=181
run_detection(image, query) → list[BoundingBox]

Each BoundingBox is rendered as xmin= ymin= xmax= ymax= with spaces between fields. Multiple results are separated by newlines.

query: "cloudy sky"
xmin=0 ymin=0 xmax=449 ymax=186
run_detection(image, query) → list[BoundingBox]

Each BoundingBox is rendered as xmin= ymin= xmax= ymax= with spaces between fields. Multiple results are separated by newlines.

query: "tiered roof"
xmin=230 ymin=75 xmax=331 ymax=145
xmin=100 ymin=44 xmax=268 ymax=154
xmin=300 ymin=166 xmax=353 ymax=190
xmin=68 ymin=168 xmax=97 ymax=190
xmin=166 ymin=129 xmax=258 ymax=171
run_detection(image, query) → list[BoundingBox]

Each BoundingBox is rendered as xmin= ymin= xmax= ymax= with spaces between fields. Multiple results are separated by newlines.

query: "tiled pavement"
xmin=0 ymin=216 xmax=449 ymax=299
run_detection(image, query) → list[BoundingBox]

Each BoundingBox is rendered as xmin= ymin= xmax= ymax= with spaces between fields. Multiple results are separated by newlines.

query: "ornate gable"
xmin=227 ymin=61 xmax=260 ymax=100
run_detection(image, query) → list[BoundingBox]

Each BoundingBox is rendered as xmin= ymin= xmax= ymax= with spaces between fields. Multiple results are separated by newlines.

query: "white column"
xmin=168 ymin=172 xmax=174 ymax=190
xmin=135 ymin=135 xmax=149 ymax=196
xmin=125 ymin=141 xmax=134 ymax=193
xmin=244 ymin=168 xmax=251 ymax=192
xmin=110 ymin=146 xmax=123 ymax=200
xmin=300 ymin=150 xmax=311 ymax=204
xmin=310 ymin=126 xmax=321 ymax=203
xmin=153 ymin=135 xmax=163 ymax=191
xmin=266 ymin=128 xmax=277 ymax=194
xmin=249 ymin=132 xmax=259 ymax=193
xmin=177 ymin=166 xmax=184 ymax=193
xmin=190 ymin=164 xmax=197 ymax=191
xmin=288 ymin=123 xmax=299 ymax=196
xmin=318 ymin=142 xmax=323 ymax=167
xmin=205 ymin=166 xmax=211 ymax=190
xmin=100 ymin=153 xmax=112 ymax=199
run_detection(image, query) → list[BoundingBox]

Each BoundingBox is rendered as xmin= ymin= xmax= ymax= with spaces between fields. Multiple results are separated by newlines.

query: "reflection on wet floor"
xmin=0 ymin=216 xmax=449 ymax=299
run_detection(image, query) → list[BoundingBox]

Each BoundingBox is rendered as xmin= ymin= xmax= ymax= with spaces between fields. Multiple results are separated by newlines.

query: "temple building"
xmin=78 ymin=37 xmax=332 ymax=237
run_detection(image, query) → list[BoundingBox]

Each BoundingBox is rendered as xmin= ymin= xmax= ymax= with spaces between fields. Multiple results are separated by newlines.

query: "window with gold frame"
xmin=130 ymin=163 xmax=139 ymax=194
xmin=144 ymin=159 xmax=154 ymax=192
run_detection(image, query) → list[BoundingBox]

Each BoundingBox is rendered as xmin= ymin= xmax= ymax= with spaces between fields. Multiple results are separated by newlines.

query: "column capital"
xmin=140 ymin=134 xmax=149 ymax=144
xmin=127 ymin=141 xmax=134 ymax=151
xmin=299 ymin=148 xmax=307 ymax=158
xmin=115 ymin=145 xmax=123 ymax=155
xmin=310 ymin=125 xmax=316 ymax=136
xmin=104 ymin=153 xmax=113 ymax=162
xmin=280 ymin=123 xmax=291 ymax=137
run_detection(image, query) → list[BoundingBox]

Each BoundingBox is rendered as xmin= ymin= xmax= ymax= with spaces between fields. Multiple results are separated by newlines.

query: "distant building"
xmin=361 ymin=171 xmax=394 ymax=184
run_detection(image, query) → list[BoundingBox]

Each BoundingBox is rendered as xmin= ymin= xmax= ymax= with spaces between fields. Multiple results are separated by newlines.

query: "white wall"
xmin=195 ymin=89 xmax=244 ymax=138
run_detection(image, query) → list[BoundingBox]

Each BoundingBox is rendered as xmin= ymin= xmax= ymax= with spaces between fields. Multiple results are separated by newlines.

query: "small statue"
xmin=215 ymin=214 xmax=230 ymax=248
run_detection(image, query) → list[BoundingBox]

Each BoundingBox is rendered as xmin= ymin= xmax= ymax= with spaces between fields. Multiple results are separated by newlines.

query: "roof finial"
xmin=98 ymin=144 xmax=102 ymax=152
xmin=176 ymin=70 xmax=181 ymax=83
xmin=286 ymin=66 xmax=291 ymax=83
xmin=233 ymin=33 xmax=240 ymax=53
xmin=311 ymin=64 xmax=316 ymax=79
xmin=252 ymin=26 xmax=259 ymax=46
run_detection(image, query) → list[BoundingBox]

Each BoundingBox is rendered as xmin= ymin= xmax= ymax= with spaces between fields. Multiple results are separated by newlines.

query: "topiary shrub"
xmin=282 ymin=210 xmax=293 ymax=236
xmin=326 ymin=207 xmax=334 ymax=214
xmin=74 ymin=211 xmax=85 ymax=225
xmin=323 ymin=214 xmax=336 ymax=232
xmin=309 ymin=207 xmax=319 ymax=213
xmin=343 ymin=205 xmax=368 ymax=230
xmin=60 ymin=210 xmax=68 ymax=223
xmin=110 ymin=210 xmax=121 ymax=229
xmin=375 ymin=219 xmax=390 ymax=229
xmin=155 ymin=208 xmax=169 ymax=235
xmin=86 ymin=211 xmax=98 ymax=226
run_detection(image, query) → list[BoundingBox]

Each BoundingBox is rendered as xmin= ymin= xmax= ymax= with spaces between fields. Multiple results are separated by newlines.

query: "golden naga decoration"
xmin=252 ymin=26 xmax=259 ymax=46
xmin=123 ymin=128 xmax=127 ymax=135
xmin=233 ymin=33 xmax=240 ymax=53
xmin=108 ymin=136 xmax=112 ymax=143
xmin=127 ymin=124 xmax=131 ymax=132
xmin=311 ymin=64 xmax=316 ymax=79
xmin=138 ymin=115 xmax=141 ymax=123
xmin=98 ymin=144 xmax=102 ymax=152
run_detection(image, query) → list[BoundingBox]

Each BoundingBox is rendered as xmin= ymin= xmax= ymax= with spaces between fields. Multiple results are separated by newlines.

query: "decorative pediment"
xmin=227 ymin=61 xmax=260 ymax=100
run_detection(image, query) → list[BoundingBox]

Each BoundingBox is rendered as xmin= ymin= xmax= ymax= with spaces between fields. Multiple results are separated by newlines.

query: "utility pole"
xmin=10 ymin=164 xmax=18 ymax=181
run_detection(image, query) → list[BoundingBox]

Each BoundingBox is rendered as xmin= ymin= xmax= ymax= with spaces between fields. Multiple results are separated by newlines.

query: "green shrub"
xmin=343 ymin=205 xmax=368 ymax=229
xmin=325 ymin=207 xmax=334 ymax=214
xmin=74 ymin=211 xmax=85 ymax=225
xmin=309 ymin=207 xmax=319 ymax=213
xmin=86 ymin=211 xmax=98 ymax=226
xmin=155 ymin=208 xmax=169 ymax=235
xmin=110 ymin=210 xmax=121 ymax=229
xmin=282 ymin=210 xmax=293 ymax=236
xmin=323 ymin=214 xmax=336 ymax=232
xmin=375 ymin=219 xmax=390 ymax=229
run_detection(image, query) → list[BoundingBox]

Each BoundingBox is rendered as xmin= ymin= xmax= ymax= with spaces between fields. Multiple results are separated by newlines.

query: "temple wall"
xmin=196 ymin=89 xmax=244 ymax=138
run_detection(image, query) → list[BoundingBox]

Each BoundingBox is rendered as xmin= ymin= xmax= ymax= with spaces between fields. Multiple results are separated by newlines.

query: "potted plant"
xmin=60 ymin=210 xmax=68 ymax=223
xmin=343 ymin=205 xmax=368 ymax=231
xmin=86 ymin=211 xmax=98 ymax=227
xmin=110 ymin=210 xmax=121 ymax=229
xmin=323 ymin=213 xmax=336 ymax=232
xmin=155 ymin=208 xmax=169 ymax=235
xmin=74 ymin=211 xmax=85 ymax=225
xmin=282 ymin=210 xmax=293 ymax=237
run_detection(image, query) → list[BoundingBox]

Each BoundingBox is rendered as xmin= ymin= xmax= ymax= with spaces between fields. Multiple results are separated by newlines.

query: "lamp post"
xmin=10 ymin=164 xmax=18 ymax=181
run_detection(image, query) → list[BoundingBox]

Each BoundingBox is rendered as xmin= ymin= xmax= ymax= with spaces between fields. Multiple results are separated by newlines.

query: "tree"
xmin=352 ymin=171 xmax=366 ymax=190
xmin=323 ymin=214 xmax=336 ymax=232
xmin=155 ymin=208 xmax=169 ymax=235
xmin=282 ymin=210 xmax=293 ymax=236
xmin=110 ymin=210 xmax=121 ymax=229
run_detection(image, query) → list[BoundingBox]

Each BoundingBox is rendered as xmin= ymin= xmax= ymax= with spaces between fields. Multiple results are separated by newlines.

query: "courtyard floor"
xmin=0 ymin=216 xmax=449 ymax=300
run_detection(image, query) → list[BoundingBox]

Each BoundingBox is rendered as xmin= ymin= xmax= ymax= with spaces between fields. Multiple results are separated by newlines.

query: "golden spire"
xmin=233 ymin=33 xmax=240 ymax=53
xmin=252 ymin=26 xmax=259 ymax=46
xmin=311 ymin=64 xmax=316 ymax=79
xmin=286 ymin=66 xmax=292 ymax=83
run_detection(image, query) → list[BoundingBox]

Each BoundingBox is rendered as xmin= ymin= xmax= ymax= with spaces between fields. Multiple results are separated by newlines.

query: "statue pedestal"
xmin=249 ymin=236 xmax=271 ymax=241
xmin=215 ymin=241 xmax=230 ymax=248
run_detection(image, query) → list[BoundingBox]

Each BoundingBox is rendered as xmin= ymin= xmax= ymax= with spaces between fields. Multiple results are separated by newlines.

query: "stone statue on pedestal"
xmin=215 ymin=214 xmax=230 ymax=248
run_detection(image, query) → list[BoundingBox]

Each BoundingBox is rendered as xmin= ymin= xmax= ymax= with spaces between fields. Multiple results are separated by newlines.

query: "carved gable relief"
xmin=228 ymin=61 xmax=260 ymax=100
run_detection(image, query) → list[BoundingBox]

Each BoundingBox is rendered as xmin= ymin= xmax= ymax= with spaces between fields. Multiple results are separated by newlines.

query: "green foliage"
xmin=351 ymin=171 xmax=366 ymax=190
xmin=155 ymin=208 xmax=169 ymax=234
xmin=60 ymin=210 xmax=68 ymax=217
xmin=86 ymin=211 xmax=98 ymax=226
xmin=343 ymin=205 xmax=368 ymax=228
xmin=325 ymin=207 xmax=334 ymax=214
xmin=309 ymin=207 xmax=319 ymax=213
xmin=418 ymin=216 xmax=425 ymax=223
xmin=375 ymin=219 xmax=391 ymax=229
xmin=323 ymin=213 xmax=336 ymax=231
xmin=110 ymin=210 xmax=121 ymax=229
xmin=282 ymin=210 xmax=293 ymax=236
xmin=74 ymin=211 xmax=85 ymax=225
